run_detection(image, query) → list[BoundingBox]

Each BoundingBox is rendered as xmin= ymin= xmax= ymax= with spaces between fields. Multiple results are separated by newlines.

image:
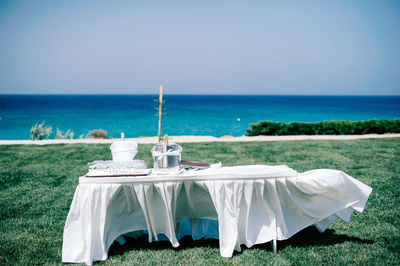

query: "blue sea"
xmin=0 ymin=95 xmax=399 ymax=140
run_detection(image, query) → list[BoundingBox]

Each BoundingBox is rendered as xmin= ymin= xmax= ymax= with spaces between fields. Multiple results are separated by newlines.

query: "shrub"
xmin=56 ymin=128 xmax=74 ymax=139
xmin=30 ymin=122 xmax=52 ymax=140
xmin=87 ymin=129 xmax=108 ymax=139
xmin=246 ymin=119 xmax=400 ymax=136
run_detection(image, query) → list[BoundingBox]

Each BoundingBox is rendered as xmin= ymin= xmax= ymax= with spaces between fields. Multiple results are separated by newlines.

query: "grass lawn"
xmin=0 ymin=138 xmax=399 ymax=265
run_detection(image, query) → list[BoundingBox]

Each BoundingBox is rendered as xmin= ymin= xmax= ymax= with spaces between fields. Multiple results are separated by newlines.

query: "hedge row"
xmin=245 ymin=119 xmax=400 ymax=136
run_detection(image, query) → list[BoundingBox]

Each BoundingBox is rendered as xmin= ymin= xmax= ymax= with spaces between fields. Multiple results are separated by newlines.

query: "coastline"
xmin=1 ymin=133 xmax=399 ymax=145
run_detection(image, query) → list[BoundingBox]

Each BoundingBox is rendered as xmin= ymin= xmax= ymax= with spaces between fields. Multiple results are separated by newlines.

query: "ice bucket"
xmin=110 ymin=141 xmax=138 ymax=161
xmin=151 ymin=143 xmax=182 ymax=170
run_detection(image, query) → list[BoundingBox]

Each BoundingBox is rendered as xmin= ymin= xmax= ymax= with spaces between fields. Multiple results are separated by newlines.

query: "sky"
xmin=0 ymin=0 xmax=399 ymax=95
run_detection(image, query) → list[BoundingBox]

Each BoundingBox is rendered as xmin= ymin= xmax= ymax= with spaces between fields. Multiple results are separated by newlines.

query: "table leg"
xmin=272 ymin=239 xmax=277 ymax=254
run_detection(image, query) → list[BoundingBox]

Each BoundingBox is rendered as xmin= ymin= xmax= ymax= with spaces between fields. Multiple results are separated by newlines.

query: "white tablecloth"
xmin=62 ymin=165 xmax=372 ymax=265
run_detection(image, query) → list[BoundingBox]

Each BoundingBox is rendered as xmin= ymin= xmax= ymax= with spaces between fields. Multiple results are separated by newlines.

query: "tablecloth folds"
xmin=62 ymin=165 xmax=372 ymax=265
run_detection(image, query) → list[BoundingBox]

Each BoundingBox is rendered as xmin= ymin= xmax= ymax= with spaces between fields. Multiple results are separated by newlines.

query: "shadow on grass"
xmin=107 ymin=226 xmax=373 ymax=259
xmin=108 ymin=234 xmax=220 ymax=258
xmin=278 ymin=227 xmax=373 ymax=250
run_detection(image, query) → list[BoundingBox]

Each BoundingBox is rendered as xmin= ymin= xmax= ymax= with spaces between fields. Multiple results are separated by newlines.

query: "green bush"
xmin=246 ymin=119 xmax=400 ymax=136
xmin=29 ymin=122 xmax=52 ymax=140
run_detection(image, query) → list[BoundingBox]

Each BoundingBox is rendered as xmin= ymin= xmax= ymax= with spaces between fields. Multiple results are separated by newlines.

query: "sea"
xmin=0 ymin=95 xmax=399 ymax=140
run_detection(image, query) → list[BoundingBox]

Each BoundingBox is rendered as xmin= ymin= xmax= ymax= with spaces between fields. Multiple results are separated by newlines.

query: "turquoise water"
xmin=0 ymin=95 xmax=399 ymax=140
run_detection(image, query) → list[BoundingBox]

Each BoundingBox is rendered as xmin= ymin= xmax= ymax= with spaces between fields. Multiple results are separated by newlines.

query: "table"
xmin=62 ymin=165 xmax=372 ymax=265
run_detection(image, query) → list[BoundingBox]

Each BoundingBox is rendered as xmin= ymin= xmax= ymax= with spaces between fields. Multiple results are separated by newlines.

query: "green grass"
xmin=0 ymin=138 xmax=399 ymax=265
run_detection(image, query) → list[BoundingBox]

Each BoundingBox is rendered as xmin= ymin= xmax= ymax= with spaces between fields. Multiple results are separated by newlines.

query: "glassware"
xmin=151 ymin=143 xmax=182 ymax=170
xmin=87 ymin=160 xmax=147 ymax=174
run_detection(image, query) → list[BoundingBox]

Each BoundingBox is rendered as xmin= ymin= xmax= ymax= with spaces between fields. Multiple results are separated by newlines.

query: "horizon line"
xmin=1 ymin=93 xmax=400 ymax=97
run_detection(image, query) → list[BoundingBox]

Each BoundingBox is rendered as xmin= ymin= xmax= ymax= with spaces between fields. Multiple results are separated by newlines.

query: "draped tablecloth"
xmin=62 ymin=165 xmax=372 ymax=265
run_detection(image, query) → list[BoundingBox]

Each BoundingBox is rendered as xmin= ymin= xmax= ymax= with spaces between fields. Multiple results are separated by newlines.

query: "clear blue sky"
xmin=0 ymin=0 xmax=399 ymax=95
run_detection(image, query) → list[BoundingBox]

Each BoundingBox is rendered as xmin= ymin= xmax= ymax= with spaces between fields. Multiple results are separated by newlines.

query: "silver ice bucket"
xmin=151 ymin=143 xmax=182 ymax=170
